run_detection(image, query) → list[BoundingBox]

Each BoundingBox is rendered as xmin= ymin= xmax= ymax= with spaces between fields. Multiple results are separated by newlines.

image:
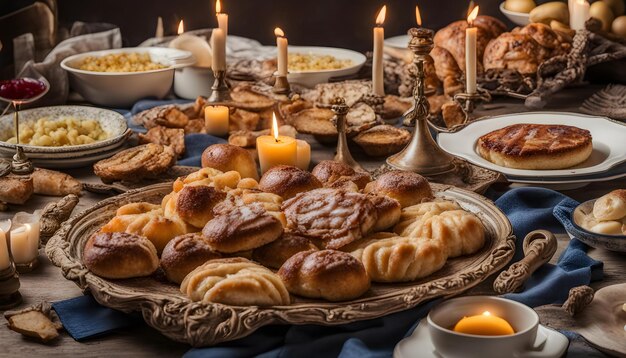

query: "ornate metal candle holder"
xmin=453 ymin=89 xmax=490 ymax=124
xmin=387 ymin=28 xmax=455 ymax=176
xmin=273 ymin=73 xmax=291 ymax=95
xmin=331 ymin=97 xmax=363 ymax=171
xmin=10 ymin=104 xmax=34 ymax=175
xmin=207 ymin=69 xmax=232 ymax=103
xmin=15 ymin=257 xmax=38 ymax=274
xmin=0 ymin=264 xmax=21 ymax=310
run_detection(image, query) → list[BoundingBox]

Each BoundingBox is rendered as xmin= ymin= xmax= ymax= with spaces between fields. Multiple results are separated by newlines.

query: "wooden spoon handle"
xmin=493 ymin=230 xmax=558 ymax=294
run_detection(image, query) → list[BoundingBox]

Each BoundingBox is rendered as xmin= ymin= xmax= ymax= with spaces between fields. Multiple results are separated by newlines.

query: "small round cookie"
xmin=252 ymin=234 xmax=318 ymax=269
xmin=365 ymin=170 xmax=432 ymax=208
xmin=201 ymin=144 xmax=259 ymax=180
xmin=278 ymin=249 xmax=370 ymax=301
xmin=160 ymin=233 xmax=222 ymax=284
xmin=202 ymin=203 xmax=284 ymax=253
xmin=83 ymin=232 xmax=159 ymax=279
xmin=259 ymin=165 xmax=322 ymax=200
xmin=175 ymin=185 xmax=226 ymax=229
xmin=311 ymin=160 xmax=372 ymax=190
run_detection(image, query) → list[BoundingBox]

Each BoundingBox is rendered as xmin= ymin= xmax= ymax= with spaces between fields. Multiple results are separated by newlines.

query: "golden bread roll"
xmin=252 ymin=234 xmax=318 ymax=269
xmin=415 ymin=210 xmax=486 ymax=258
xmin=311 ymin=160 xmax=372 ymax=190
xmin=589 ymin=221 xmax=624 ymax=235
xmin=214 ymin=188 xmax=286 ymax=226
xmin=483 ymin=33 xmax=543 ymax=75
xmin=394 ymin=200 xmax=461 ymax=237
xmin=367 ymin=194 xmax=402 ymax=232
xmin=201 ymin=144 xmax=259 ymax=180
xmin=592 ymin=190 xmax=626 ymax=221
xmin=283 ymin=188 xmax=377 ymax=249
xmin=83 ymin=232 xmax=159 ymax=279
xmin=181 ymin=257 xmax=290 ymax=306
xmin=364 ymin=170 xmax=433 ymax=208
xmin=31 ymin=168 xmax=82 ymax=196
xmin=160 ymin=233 xmax=222 ymax=284
xmin=348 ymin=235 xmax=447 ymax=282
xmin=278 ymin=250 xmax=370 ymax=301
xmin=172 ymin=185 xmax=226 ymax=228
xmin=258 ymin=165 xmax=322 ymax=200
xmin=202 ymin=203 xmax=284 ymax=253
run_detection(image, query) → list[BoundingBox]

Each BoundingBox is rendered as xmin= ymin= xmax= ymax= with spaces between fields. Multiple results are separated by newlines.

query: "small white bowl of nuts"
xmin=61 ymin=47 xmax=195 ymax=107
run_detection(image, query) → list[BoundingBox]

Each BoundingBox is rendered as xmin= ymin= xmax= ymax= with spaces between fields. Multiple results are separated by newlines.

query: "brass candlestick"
xmin=273 ymin=72 xmax=291 ymax=95
xmin=454 ymin=89 xmax=490 ymax=124
xmin=10 ymin=104 xmax=34 ymax=175
xmin=331 ymin=97 xmax=363 ymax=171
xmin=387 ymin=28 xmax=455 ymax=176
xmin=207 ymin=69 xmax=232 ymax=103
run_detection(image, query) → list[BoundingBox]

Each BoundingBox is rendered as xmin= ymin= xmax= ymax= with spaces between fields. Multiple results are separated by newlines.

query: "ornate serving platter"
xmin=46 ymin=182 xmax=515 ymax=347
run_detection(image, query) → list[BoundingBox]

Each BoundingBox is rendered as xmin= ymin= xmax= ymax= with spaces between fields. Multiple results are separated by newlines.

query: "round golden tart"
xmin=476 ymin=124 xmax=593 ymax=170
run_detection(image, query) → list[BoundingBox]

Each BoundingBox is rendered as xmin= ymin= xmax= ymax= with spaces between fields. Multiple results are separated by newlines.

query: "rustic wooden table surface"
xmin=0 ymin=86 xmax=624 ymax=356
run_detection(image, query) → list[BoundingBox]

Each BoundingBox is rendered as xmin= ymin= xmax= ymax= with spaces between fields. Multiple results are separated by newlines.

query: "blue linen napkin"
xmin=52 ymin=187 xmax=604 ymax=357
xmin=118 ymin=99 xmax=227 ymax=167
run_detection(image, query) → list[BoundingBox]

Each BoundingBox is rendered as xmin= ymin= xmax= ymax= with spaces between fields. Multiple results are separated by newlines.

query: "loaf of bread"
xmin=252 ymin=234 xmax=318 ymax=269
xmin=83 ymin=232 xmax=159 ymax=279
xmin=201 ymin=143 xmax=259 ymax=180
xmin=259 ymin=165 xmax=322 ymax=200
xmin=278 ymin=250 xmax=370 ymax=301
xmin=160 ymin=233 xmax=222 ymax=284
xmin=31 ymin=168 xmax=81 ymax=196
xmin=181 ymin=257 xmax=290 ymax=306
xmin=364 ymin=170 xmax=432 ymax=208
xmin=367 ymin=194 xmax=401 ymax=232
xmin=164 ymin=185 xmax=226 ymax=229
xmin=311 ymin=160 xmax=372 ymax=190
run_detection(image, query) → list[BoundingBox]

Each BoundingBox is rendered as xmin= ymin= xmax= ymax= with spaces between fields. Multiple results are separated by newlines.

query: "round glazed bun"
xmin=278 ymin=249 xmax=370 ymax=301
xmin=311 ymin=160 xmax=372 ymax=190
xmin=175 ymin=185 xmax=226 ymax=228
xmin=365 ymin=170 xmax=432 ymax=208
xmin=252 ymin=234 xmax=318 ymax=269
xmin=83 ymin=232 xmax=159 ymax=279
xmin=258 ymin=165 xmax=322 ymax=200
xmin=201 ymin=144 xmax=259 ymax=180
xmin=367 ymin=194 xmax=401 ymax=232
xmin=160 ymin=233 xmax=222 ymax=284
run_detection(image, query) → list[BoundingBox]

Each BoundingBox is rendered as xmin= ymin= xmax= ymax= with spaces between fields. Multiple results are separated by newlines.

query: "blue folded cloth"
xmin=52 ymin=187 xmax=604 ymax=357
xmin=119 ymin=99 xmax=227 ymax=167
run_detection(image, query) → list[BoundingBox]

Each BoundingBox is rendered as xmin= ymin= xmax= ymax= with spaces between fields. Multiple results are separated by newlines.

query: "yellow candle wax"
xmin=296 ymin=139 xmax=311 ymax=170
xmin=453 ymin=311 xmax=515 ymax=336
xmin=205 ymin=105 xmax=230 ymax=136
xmin=257 ymin=112 xmax=297 ymax=174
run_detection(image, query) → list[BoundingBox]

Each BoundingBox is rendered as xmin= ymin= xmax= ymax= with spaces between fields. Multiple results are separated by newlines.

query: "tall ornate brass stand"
xmin=387 ymin=28 xmax=455 ymax=176
xmin=331 ymin=97 xmax=363 ymax=171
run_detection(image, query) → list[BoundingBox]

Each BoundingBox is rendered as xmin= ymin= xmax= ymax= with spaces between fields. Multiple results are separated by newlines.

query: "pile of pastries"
xmin=83 ymin=144 xmax=486 ymax=306
xmin=579 ymin=189 xmax=626 ymax=235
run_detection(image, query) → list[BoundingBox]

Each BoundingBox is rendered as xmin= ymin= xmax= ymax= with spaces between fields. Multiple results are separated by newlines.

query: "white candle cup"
xmin=13 ymin=211 xmax=40 ymax=258
xmin=296 ymin=139 xmax=311 ymax=171
xmin=211 ymin=28 xmax=227 ymax=71
xmin=205 ymin=105 xmax=230 ymax=136
xmin=10 ymin=224 xmax=34 ymax=265
xmin=0 ymin=220 xmax=11 ymax=271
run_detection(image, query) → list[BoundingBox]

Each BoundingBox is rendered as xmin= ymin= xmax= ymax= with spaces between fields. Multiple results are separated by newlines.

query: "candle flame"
xmin=467 ymin=0 xmax=475 ymax=18
xmin=177 ymin=20 xmax=184 ymax=35
xmin=467 ymin=5 xmax=479 ymax=26
xmin=216 ymin=0 xmax=222 ymax=13
xmin=482 ymin=311 xmax=491 ymax=316
xmin=272 ymin=112 xmax=279 ymax=141
xmin=415 ymin=5 xmax=422 ymax=27
xmin=376 ymin=5 xmax=387 ymax=26
xmin=274 ymin=27 xmax=285 ymax=37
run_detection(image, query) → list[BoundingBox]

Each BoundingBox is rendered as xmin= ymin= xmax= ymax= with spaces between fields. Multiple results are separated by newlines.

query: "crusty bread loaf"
xmin=413 ymin=210 xmax=486 ymax=258
xmin=365 ymin=170 xmax=433 ymax=208
xmin=160 ymin=233 xmax=222 ymax=284
xmin=278 ymin=250 xmax=370 ymax=301
xmin=201 ymin=144 xmax=259 ymax=180
xmin=171 ymin=185 xmax=226 ymax=228
xmin=181 ymin=257 xmax=290 ymax=306
xmin=367 ymin=194 xmax=401 ymax=232
xmin=258 ymin=165 xmax=322 ymax=200
xmin=0 ymin=175 xmax=33 ymax=205
xmin=83 ymin=232 xmax=159 ymax=279
xmin=311 ymin=160 xmax=372 ymax=190
xmin=252 ymin=234 xmax=318 ymax=269
xmin=593 ymin=189 xmax=626 ymax=221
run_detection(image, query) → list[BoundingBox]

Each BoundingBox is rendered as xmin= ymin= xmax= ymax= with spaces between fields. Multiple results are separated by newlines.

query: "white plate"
xmin=437 ymin=112 xmax=626 ymax=178
xmin=385 ymin=35 xmax=410 ymax=49
xmin=500 ymin=2 xmax=531 ymax=26
xmin=27 ymin=143 xmax=129 ymax=169
xmin=285 ymin=46 xmax=366 ymax=88
xmin=394 ymin=320 xmax=569 ymax=358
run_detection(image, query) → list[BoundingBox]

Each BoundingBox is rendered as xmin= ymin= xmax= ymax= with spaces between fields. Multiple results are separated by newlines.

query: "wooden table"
xmin=1 ymin=86 xmax=625 ymax=356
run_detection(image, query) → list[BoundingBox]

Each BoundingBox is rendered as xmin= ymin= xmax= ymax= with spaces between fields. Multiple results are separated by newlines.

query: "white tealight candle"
xmin=275 ymin=27 xmax=289 ymax=77
xmin=205 ymin=105 xmax=230 ymax=136
xmin=465 ymin=6 xmax=479 ymax=95
xmin=211 ymin=28 xmax=226 ymax=71
xmin=10 ymin=224 xmax=33 ymax=264
xmin=296 ymin=139 xmax=311 ymax=170
xmin=570 ymin=0 xmax=590 ymax=31
xmin=0 ymin=220 xmax=11 ymax=271
xmin=372 ymin=5 xmax=386 ymax=96
xmin=216 ymin=0 xmax=229 ymax=38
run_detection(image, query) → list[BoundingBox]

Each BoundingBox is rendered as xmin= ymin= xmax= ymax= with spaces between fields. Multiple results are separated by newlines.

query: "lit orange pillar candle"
xmin=454 ymin=311 xmax=515 ymax=336
xmin=257 ymin=113 xmax=297 ymax=174
xmin=296 ymin=139 xmax=311 ymax=170
xmin=205 ymin=105 xmax=229 ymax=136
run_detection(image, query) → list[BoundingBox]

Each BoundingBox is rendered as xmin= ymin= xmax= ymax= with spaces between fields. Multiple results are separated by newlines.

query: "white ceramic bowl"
xmin=286 ymin=46 xmax=366 ymax=88
xmin=174 ymin=66 xmax=215 ymax=100
xmin=428 ymin=296 xmax=541 ymax=358
xmin=61 ymin=47 xmax=195 ymax=107
xmin=500 ymin=2 xmax=531 ymax=26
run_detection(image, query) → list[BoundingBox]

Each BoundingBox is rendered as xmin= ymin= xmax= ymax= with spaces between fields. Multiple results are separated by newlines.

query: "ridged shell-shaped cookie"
xmin=349 ymin=235 xmax=447 ymax=283
xmin=180 ymin=257 xmax=290 ymax=306
xmin=394 ymin=200 xmax=461 ymax=237
xmin=415 ymin=210 xmax=486 ymax=258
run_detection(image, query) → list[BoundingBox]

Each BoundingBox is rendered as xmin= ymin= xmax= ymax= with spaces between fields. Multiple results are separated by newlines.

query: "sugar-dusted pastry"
xmin=160 ymin=233 xmax=222 ymax=284
xmin=93 ymin=143 xmax=176 ymax=183
xmin=201 ymin=144 xmax=259 ymax=181
xmin=477 ymin=124 xmax=593 ymax=170
xmin=31 ymin=168 xmax=82 ymax=196
xmin=181 ymin=257 xmax=290 ymax=306
xmin=202 ymin=203 xmax=283 ymax=253
xmin=258 ymin=165 xmax=322 ymax=200
xmin=282 ymin=188 xmax=377 ymax=249
xmin=347 ymin=234 xmax=447 ymax=282
xmin=367 ymin=194 xmax=402 ymax=232
xmin=311 ymin=160 xmax=372 ymax=190
xmin=415 ymin=210 xmax=486 ymax=258
xmin=394 ymin=200 xmax=462 ymax=237
xmin=252 ymin=234 xmax=318 ymax=269
xmin=592 ymin=189 xmax=626 ymax=221
xmin=364 ymin=170 xmax=433 ymax=208
xmin=166 ymin=185 xmax=226 ymax=229
xmin=100 ymin=202 xmax=190 ymax=253
xmin=83 ymin=232 xmax=159 ymax=279
xmin=137 ymin=126 xmax=185 ymax=157
xmin=278 ymin=250 xmax=370 ymax=301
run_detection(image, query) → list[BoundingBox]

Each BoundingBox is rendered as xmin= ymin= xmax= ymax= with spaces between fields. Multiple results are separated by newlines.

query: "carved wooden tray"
xmin=46 ymin=183 xmax=515 ymax=347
